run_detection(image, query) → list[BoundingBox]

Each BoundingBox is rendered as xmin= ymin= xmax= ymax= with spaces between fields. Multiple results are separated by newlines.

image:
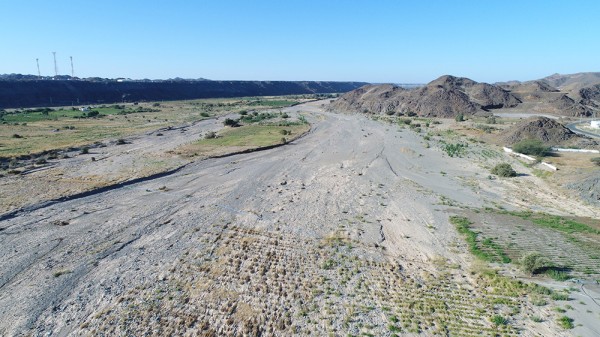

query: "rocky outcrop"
xmin=579 ymin=84 xmax=600 ymax=109
xmin=0 ymin=80 xmax=368 ymax=109
xmin=330 ymin=75 xmax=519 ymax=117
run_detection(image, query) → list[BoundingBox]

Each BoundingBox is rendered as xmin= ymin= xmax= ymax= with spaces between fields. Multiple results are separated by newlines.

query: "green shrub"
xmin=223 ymin=118 xmax=239 ymax=127
xmin=455 ymin=113 xmax=465 ymax=122
xmin=557 ymin=316 xmax=574 ymax=329
xmin=512 ymin=139 xmax=551 ymax=157
xmin=591 ymin=157 xmax=600 ymax=166
xmin=491 ymin=163 xmax=517 ymax=177
xmin=490 ymin=315 xmax=508 ymax=326
xmin=519 ymin=252 xmax=552 ymax=275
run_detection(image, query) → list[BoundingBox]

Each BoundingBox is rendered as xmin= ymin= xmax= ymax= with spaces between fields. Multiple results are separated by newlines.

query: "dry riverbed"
xmin=0 ymin=101 xmax=599 ymax=336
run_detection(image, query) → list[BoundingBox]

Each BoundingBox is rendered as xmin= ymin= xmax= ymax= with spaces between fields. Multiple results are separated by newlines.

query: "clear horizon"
xmin=1 ymin=0 xmax=599 ymax=84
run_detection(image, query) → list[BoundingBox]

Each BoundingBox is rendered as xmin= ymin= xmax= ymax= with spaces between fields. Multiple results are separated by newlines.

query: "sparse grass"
xmin=195 ymin=124 xmax=308 ymax=148
xmin=0 ymin=96 xmax=309 ymax=158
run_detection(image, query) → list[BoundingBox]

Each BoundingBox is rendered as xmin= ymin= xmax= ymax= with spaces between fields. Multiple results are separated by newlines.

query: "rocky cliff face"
xmin=330 ymin=75 xmax=519 ymax=117
xmin=0 ymin=80 xmax=368 ymax=109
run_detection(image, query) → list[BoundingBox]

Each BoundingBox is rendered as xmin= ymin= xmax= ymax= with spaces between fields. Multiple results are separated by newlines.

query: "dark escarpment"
xmin=0 ymin=80 xmax=369 ymax=109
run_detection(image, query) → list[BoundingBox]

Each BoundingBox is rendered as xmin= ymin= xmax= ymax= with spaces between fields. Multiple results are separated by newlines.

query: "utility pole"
xmin=70 ymin=56 xmax=74 ymax=77
xmin=36 ymin=58 xmax=41 ymax=79
xmin=52 ymin=52 xmax=58 ymax=76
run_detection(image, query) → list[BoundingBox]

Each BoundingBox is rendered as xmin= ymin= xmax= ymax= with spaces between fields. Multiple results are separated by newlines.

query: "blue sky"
xmin=1 ymin=1 xmax=598 ymax=83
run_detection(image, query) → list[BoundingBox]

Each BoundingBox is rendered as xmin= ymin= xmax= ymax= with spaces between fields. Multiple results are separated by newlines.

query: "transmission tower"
xmin=52 ymin=52 xmax=58 ymax=76
xmin=36 ymin=58 xmax=41 ymax=78
xmin=70 ymin=56 xmax=74 ymax=77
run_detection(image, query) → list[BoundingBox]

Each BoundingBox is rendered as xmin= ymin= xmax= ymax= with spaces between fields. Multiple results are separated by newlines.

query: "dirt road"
xmin=1 ymin=102 xmax=597 ymax=336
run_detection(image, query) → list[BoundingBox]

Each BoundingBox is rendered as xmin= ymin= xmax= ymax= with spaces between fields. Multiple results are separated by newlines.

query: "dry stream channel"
xmin=1 ymin=101 xmax=599 ymax=336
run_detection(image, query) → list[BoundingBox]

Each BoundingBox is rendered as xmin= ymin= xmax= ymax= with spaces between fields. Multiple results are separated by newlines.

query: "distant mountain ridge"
xmin=330 ymin=75 xmax=520 ymax=117
xmin=331 ymin=72 xmax=600 ymax=117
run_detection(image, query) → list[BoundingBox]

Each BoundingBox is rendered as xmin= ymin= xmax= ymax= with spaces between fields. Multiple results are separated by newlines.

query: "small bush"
xmin=204 ymin=131 xmax=217 ymax=139
xmin=490 ymin=315 xmax=508 ymax=326
xmin=491 ymin=163 xmax=517 ymax=177
xmin=200 ymin=112 xmax=210 ymax=117
xmin=223 ymin=118 xmax=239 ymax=127
xmin=455 ymin=113 xmax=465 ymax=122
xmin=80 ymin=147 xmax=89 ymax=154
xmin=557 ymin=316 xmax=574 ymax=329
xmin=591 ymin=157 xmax=600 ymax=166
xmin=12 ymin=134 xmax=22 ymax=138
xmin=116 ymin=139 xmax=127 ymax=145
xmin=519 ymin=252 xmax=552 ymax=275
xmin=513 ymin=139 xmax=551 ymax=157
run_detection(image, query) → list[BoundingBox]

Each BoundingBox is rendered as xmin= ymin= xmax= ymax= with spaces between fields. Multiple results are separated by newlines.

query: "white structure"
xmin=591 ymin=120 xmax=600 ymax=129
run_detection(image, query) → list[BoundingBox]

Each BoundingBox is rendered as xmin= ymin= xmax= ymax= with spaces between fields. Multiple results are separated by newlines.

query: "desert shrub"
xmin=519 ymin=252 xmax=552 ymax=275
xmin=455 ymin=113 xmax=465 ymax=122
xmin=223 ymin=118 xmax=239 ymax=127
xmin=407 ymin=111 xmax=417 ymax=117
xmin=557 ymin=316 xmax=574 ymax=329
xmin=486 ymin=116 xmax=497 ymax=124
xmin=80 ymin=147 xmax=89 ymax=154
xmin=442 ymin=143 xmax=467 ymax=157
xmin=200 ymin=112 xmax=210 ymax=117
xmin=512 ymin=139 xmax=551 ymax=157
xmin=281 ymin=113 xmax=289 ymax=119
xmin=490 ymin=315 xmax=508 ymax=326
xmin=591 ymin=157 xmax=600 ymax=166
xmin=239 ymin=110 xmax=248 ymax=116
xmin=491 ymin=163 xmax=517 ymax=177
xmin=204 ymin=131 xmax=217 ymax=139
xmin=116 ymin=138 xmax=127 ymax=145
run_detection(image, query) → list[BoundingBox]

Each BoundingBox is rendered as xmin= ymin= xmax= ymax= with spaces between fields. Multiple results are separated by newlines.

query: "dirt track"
xmin=1 ymin=102 xmax=598 ymax=336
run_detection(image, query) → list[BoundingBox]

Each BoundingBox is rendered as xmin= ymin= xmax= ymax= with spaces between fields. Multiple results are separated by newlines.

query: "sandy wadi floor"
xmin=0 ymin=102 xmax=598 ymax=336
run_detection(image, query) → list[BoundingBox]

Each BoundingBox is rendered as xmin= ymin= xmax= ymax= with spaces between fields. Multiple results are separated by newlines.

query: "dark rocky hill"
xmin=501 ymin=117 xmax=580 ymax=146
xmin=330 ymin=75 xmax=519 ymax=117
xmin=0 ymin=79 xmax=368 ymax=109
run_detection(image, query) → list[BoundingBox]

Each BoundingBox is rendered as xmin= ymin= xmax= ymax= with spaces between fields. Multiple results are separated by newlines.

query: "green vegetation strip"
xmin=500 ymin=211 xmax=600 ymax=235
xmin=450 ymin=216 xmax=511 ymax=263
xmin=198 ymin=124 xmax=308 ymax=148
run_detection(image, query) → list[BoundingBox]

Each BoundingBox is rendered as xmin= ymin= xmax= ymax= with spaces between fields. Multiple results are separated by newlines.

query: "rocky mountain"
xmin=330 ymin=75 xmax=520 ymax=117
xmin=540 ymin=72 xmax=600 ymax=93
xmin=0 ymin=79 xmax=368 ymax=109
xmin=579 ymin=84 xmax=600 ymax=109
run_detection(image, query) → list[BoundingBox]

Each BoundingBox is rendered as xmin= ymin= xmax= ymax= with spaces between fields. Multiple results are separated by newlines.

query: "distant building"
xmin=591 ymin=120 xmax=600 ymax=129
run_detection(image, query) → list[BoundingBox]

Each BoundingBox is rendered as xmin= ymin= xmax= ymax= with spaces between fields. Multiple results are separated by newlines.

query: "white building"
xmin=591 ymin=120 xmax=600 ymax=129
